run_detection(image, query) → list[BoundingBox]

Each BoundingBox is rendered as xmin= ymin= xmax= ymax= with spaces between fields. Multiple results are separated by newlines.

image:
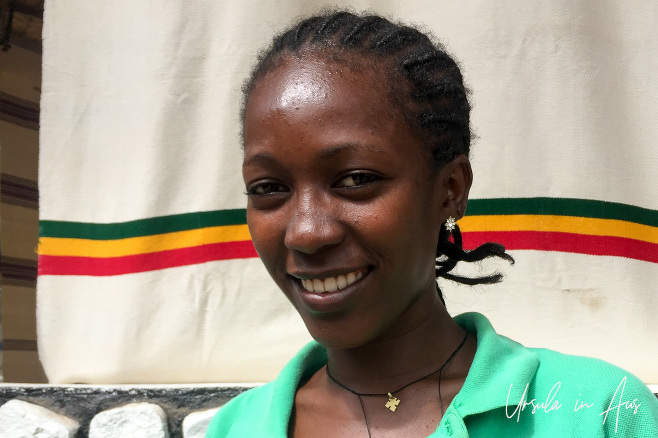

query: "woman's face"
xmin=242 ymin=56 xmax=452 ymax=348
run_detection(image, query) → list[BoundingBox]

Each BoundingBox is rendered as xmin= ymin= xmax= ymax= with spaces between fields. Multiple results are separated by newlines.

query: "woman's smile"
xmin=242 ymin=55 xmax=447 ymax=348
xmin=294 ymin=267 xmax=368 ymax=293
xmin=289 ymin=267 xmax=371 ymax=315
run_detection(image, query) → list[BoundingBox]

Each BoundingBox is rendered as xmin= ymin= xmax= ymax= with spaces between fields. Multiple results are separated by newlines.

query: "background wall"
xmin=37 ymin=0 xmax=657 ymax=384
xmin=1 ymin=18 xmax=45 ymax=382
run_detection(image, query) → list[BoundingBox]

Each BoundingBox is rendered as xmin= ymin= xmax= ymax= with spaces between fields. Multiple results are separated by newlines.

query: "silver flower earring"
xmin=445 ymin=216 xmax=457 ymax=232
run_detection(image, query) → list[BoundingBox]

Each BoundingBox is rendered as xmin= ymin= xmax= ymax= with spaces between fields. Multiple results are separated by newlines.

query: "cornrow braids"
xmin=243 ymin=10 xmax=514 ymax=289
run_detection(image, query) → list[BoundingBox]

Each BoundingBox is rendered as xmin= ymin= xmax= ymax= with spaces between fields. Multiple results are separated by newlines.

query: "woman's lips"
xmin=298 ymin=267 xmax=368 ymax=293
xmin=289 ymin=267 xmax=371 ymax=314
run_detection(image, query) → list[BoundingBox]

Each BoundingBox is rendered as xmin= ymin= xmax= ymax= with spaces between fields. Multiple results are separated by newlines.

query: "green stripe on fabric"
xmin=39 ymin=209 xmax=247 ymax=240
xmin=39 ymin=198 xmax=658 ymax=240
xmin=466 ymin=198 xmax=658 ymax=227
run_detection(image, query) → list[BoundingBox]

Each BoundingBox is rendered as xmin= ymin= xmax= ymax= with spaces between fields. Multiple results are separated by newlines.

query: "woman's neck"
xmin=324 ymin=292 xmax=471 ymax=393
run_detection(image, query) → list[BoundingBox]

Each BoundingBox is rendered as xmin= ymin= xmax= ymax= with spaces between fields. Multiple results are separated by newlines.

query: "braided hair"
xmin=242 ymin=10 xmax=514 ymax=295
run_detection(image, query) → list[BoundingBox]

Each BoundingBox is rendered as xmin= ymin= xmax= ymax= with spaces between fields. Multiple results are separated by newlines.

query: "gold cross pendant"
xmin=385 ymin=393 xmax=400 ymax=412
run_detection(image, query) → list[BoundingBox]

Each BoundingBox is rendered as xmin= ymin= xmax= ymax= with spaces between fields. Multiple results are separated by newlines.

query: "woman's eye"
xmin=336 ymin=173 xmax=380 ymax=188
xmin=247 ymin=182 xmax=288 ymax=195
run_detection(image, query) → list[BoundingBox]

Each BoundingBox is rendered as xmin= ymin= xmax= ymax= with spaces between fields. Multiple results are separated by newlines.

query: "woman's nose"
xmin=284 ymin=193 xmax=344 ymax=254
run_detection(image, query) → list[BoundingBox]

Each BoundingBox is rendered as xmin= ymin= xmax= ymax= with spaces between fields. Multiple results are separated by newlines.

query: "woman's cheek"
xmin=248 ymin=214 xmax=278 ymax=258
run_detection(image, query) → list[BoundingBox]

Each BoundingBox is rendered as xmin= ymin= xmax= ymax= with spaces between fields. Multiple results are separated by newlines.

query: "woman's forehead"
xmin=248 ymin=61 xmax=402 ymax=132
xmin=250 ymin=54 xmax=387 ymax=103
xmin=267 ymin=59 xmax=335 ymax=109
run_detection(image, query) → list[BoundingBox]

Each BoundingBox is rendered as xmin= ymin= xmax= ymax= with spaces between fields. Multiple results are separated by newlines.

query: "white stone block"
xmin=182 ymin=407 xmax=220 ymax=438
xmin=0 ymin=399 xmax=79 ymax=438
xmin=89 ymin=402 xmax=169 ymax=438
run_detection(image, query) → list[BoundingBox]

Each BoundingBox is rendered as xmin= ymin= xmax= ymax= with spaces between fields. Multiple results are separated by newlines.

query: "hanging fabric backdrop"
xmin=38 ymin=0 xmax=658 ymax=384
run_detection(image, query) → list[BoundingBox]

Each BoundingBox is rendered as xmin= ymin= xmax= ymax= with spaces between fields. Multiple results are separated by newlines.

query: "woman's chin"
xmin=301 ymin=315 xmax=387 ymax=351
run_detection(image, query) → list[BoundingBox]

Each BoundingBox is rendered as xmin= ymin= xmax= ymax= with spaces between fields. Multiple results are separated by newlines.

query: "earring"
xmin=445 ymin=216 xmax=457 ymax=232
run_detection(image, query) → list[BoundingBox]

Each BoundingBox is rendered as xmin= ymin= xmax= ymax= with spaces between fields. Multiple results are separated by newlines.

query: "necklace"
xmin=325 ymin=331 xmax=469 ymax=437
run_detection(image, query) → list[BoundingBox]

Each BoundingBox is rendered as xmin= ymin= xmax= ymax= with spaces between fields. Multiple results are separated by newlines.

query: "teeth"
xmin=324 ymin=277 xmax=338 ymax=292
xmin=313 ymin=279 xmax=325 ymax=293
xmin=300 ymin=269 xmax=366 ymax=293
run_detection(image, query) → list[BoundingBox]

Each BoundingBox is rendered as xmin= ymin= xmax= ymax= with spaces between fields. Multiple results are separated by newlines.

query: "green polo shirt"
xmin=206 ymin=312 xmax=658 ymax=437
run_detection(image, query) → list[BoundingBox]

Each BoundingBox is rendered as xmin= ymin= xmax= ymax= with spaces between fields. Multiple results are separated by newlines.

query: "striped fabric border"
xmin=38 ymin=209 xmax=257 ymax=276
xmin=38 ymin=198 xmax=658 ymax=276
xmin=460 ymin=198 xmax=657 ymax=264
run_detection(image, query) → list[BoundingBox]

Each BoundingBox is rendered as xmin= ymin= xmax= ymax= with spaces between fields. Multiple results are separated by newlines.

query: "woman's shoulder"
xmin=456 ymin=312 xmax=652 ymax=397
xmin=205 ymin=382 xmax=278 ymax=437
xmin=531 ymin=346 xmax=648 ymax=387
xmin=529 ymin=346 xmax=656 ymax=408
xmin=205 ymin=341 xmax=328 ymax=437
xmin=454 ymin=312 xmax=658 ymax=436
xmin=526 ymin=347 xmax=658 ymax=436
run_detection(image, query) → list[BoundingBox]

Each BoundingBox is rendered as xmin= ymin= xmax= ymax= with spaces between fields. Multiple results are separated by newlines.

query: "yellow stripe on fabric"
xmin=459 ymin=215 xmax=658 ymax=244
xmin=38 ymin=224 xmax=251 ymax=257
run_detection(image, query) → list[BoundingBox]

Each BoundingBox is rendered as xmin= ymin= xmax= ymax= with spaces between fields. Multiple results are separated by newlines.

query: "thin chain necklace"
xmin=325 ymin=331 xmax=469 ymax=438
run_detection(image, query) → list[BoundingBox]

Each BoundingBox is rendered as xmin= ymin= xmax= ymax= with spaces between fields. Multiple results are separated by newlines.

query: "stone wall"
xmin=0 ymin=384 xmax=252 ymax=437
xmin=2 ymin=383 xmax=657 ymax=437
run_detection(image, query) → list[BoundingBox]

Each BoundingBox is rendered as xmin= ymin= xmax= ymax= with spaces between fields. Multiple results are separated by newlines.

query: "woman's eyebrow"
xmin=243 ymin=152 xmax=279 ymax=167
xmin=244 ymin=143 xmax=384 ymax=166
xmin=319 ymin=143 xmax=383 ymax=159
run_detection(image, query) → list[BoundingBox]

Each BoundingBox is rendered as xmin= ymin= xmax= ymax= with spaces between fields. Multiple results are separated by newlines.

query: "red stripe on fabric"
xmin=462 ymin=231 xmax=658 ymax=264
xmin=38 ymin=240 xmax=258 ymax=276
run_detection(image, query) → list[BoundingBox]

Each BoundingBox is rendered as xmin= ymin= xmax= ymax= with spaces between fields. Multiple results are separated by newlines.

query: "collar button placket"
xmin=435 ymin=411 xmax=469 ymax=438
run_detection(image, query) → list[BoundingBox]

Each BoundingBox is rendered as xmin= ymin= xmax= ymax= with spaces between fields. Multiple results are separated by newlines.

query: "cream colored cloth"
xmin=38 ymin=0 xmax=658 ymax=383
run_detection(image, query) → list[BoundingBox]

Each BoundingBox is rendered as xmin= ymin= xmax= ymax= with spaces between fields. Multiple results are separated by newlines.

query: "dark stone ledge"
xmin=0 ymin=384 xmax=254 ymax=438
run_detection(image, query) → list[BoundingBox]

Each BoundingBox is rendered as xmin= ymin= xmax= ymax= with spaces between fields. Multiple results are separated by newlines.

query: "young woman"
xmin=207 ymin=11 xmax=658 ymax=437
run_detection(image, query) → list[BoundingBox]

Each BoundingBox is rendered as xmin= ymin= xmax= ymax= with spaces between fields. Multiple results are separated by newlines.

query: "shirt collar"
xmin=266 ymin=341 xmax=326 ymax=435
xmin=265 ymin=312 xmax=539 ymax=434
xmin=452 ymin=312 xmax=539 ymax=417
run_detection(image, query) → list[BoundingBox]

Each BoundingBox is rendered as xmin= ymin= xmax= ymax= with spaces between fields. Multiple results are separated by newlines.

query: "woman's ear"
xmin=436 ymin=155 xmax=473 ymax=220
